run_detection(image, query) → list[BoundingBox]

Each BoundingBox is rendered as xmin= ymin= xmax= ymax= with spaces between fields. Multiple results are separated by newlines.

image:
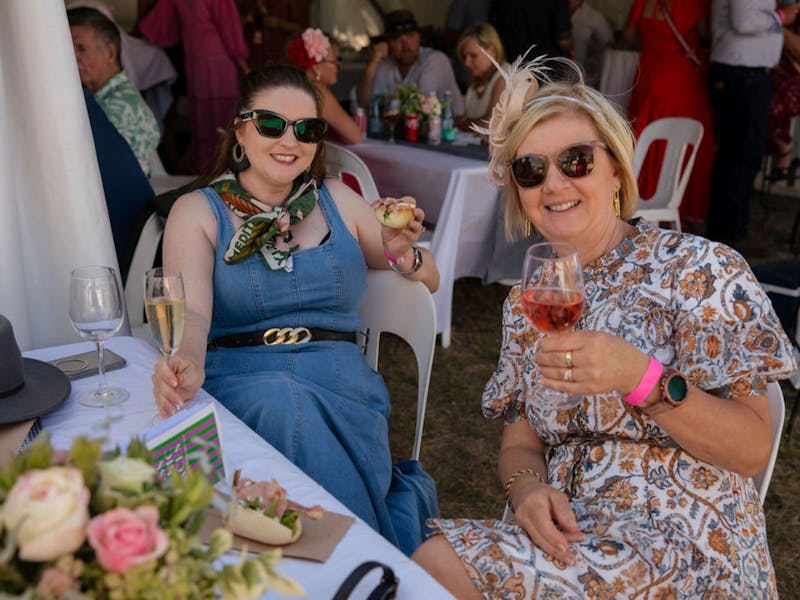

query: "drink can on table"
xmin=428 ymin=115 xmax=442 ymax=145
xmin=354 ymin=107 xmax=367 ymax=135
xmin=404 ymin=113 xmax=419 ymax=143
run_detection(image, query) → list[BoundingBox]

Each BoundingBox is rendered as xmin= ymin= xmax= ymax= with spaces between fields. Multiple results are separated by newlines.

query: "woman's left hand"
xmin=374 ymin=196 xmax=425 ymax=259
xmin=534 ymin=331 xmax=650 ymax=396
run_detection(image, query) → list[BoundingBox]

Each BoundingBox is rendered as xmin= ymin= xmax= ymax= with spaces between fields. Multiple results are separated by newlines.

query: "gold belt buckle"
xmin=262 ymin=327 xmax=312 ymax=345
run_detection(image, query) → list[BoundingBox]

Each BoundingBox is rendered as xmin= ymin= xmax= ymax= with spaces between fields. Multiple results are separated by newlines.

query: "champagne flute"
xmin=145 ymin=268 xmax=187 ymax=424
xmin=384 ymin=98 xmax=401 ymax=144
xmin=69 ymin=265 xmax=129 ymax=407
xmin=520 ymin=241 xmax=585 ymax=410
xmin=144 ymin=268 xmax=186 ymax=367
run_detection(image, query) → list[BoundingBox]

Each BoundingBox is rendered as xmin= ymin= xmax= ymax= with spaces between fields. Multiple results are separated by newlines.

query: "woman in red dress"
xmin=625 ymin=0 xmax=714 ymax=229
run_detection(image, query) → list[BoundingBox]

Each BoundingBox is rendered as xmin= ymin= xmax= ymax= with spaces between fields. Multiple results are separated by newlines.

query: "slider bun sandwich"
xmin=375 ymin=200 xmax=415 ymax=229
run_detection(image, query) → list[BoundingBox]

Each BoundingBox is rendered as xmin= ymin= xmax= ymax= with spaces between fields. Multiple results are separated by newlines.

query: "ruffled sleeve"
xmin=669 ymin=241 xmax=796 ymax=396
xmin=482 ymin=286 xmax=533 ymax=423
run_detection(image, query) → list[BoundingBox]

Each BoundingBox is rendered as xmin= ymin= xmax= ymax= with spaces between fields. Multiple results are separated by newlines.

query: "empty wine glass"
xmin=384 ymin=98 xmax=401 ymax=144
xmin=69 ymin=265 xmax=129 ymax=407
xmin=521 ymin=241 xmax=586 ymax=410
xmin=145 ymin=268 xmax=187 ymax=424
xmin=144 ymin=268 xmax=186 ymax=367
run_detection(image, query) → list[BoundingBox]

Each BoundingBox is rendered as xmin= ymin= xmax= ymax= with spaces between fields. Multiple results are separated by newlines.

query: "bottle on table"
xmin=442 ymin=90 xmax=456 ymax=143
xmin=369 ymin=95 xmax=384 ymax=137
xmin=427 ymin=91 xmax=442 ymax=145
xmin=354 ymin=107 xmax=367 ymax=136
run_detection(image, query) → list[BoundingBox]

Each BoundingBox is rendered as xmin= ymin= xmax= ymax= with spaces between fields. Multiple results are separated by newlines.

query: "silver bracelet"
xmin=389 ymin=246 xmax=423 ymax=276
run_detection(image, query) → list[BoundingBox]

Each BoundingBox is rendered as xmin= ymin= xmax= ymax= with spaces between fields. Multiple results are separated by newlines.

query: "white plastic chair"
xmin=148 ymin=150 xmax=196 ymax=195
xmin=325 ymin=142 xmax=381 ymax=203
xmin=123 ymin=212 xmax=164 ymax=339
xmin=359 ymin=269 xmax=437 ymax=460
xmin=632 ymin=117 xmax=704 ymax=231
xmin=753 ymin=381 xmax=786 ymax=505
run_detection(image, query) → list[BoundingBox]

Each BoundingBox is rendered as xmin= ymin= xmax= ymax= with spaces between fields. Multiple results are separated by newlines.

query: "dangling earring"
xmin=613 ymin=188 xmax=621 ymax=219
xmin=315 ymin=69 xmax=321 ymax=82
xmin=523 ymin=219 xmax=531 ymax=238
xmin=230 ymin=142 xmax=251 ymax=173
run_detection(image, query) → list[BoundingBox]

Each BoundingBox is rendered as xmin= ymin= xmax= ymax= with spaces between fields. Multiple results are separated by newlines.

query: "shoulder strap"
xmin=332 ymin=561 xmax=399 ymax=600
xmin=657 ymin=0 xmax=701 ymax=67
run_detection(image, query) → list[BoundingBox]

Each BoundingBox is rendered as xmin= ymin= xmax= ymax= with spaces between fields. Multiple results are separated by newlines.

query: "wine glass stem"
xmin=97 ymin=340 xmax=107 ymax=395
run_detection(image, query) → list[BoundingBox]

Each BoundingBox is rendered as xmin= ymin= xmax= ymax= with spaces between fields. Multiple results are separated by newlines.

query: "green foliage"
xmin=0 ymin=433 xmax=54 ymax=503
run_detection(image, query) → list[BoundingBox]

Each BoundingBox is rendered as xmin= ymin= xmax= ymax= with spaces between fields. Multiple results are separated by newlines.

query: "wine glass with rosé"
xmin=520 ymin=241 xmax=585 ymax=409
xmin=383 ymin=98 xmax=402 ymax=143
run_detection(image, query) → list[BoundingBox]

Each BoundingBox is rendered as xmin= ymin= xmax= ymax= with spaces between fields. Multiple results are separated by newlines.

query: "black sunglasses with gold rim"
xmin=509 ymin=141 xmax=608 ymax=189
xmin=238 ymin=110 xmax=328 ymax=144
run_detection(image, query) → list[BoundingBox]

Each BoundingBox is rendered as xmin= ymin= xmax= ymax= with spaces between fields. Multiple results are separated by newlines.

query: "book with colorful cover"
xmin=143 ymin=400 xmax=226 ymax=485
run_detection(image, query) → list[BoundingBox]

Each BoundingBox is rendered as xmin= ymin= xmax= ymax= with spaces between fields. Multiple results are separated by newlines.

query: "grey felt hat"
xmin=0 ymin=315 xmax=70 ymax=424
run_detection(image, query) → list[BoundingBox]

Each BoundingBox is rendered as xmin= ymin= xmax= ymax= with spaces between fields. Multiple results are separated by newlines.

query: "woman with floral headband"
xmin=151 ymin=64 xmax=438 ymax=554
xmin=287 ymin=28 xmax=362 ymax=145
xmin=412 ymin=56 xmax=795 ymax=598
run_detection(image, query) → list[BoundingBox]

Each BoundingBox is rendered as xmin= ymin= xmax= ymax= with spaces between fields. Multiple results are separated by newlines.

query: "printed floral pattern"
xmin=433 ymin=220 xmax=795 ymax=599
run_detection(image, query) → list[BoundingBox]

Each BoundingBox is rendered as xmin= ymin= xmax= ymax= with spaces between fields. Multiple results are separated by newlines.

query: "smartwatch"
xmin=644 ymin=368 xmax=688 ymax=415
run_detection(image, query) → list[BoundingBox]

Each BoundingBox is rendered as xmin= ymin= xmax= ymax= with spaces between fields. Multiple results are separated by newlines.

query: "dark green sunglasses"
xmin=238 ymin=110 xmax=328 ymax=144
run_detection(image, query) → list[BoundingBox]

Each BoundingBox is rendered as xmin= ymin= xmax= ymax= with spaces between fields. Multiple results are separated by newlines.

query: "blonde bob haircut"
xmin=501 ymin=80 xmax=639 ymax=240
xmin=456 ymin=22 xmax=507 ymax=66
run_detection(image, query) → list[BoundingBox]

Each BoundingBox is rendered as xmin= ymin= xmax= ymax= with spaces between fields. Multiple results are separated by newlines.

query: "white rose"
xmin=98 ymin=456 xmax=155 ymax=493
xmin=0 ymin=467 xmax=90 ymax=561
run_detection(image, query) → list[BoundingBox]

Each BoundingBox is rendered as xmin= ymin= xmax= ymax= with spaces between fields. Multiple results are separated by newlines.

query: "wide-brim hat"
xmin=0 ymin=315 xmax=70 ymax=424
xmin=372 ymin=9 xmax=419 ymax=44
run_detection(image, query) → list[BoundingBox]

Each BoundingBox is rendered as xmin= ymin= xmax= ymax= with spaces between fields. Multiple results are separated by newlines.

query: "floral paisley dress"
xmin=432 ymin=219 xmax=795 ymax=599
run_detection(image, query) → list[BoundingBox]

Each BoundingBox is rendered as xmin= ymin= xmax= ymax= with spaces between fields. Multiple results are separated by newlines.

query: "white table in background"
xmin=27 ymin=336 xmax=453 ymax=600
xmin=350 ymin=139 xmax=499 ymax=347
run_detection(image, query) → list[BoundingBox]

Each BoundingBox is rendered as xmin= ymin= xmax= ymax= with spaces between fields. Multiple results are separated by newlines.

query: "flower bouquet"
xmin=0 ymin=434 xmax=301 ymax=599
xmin=392 ymin=86 xmax=444 ymax=142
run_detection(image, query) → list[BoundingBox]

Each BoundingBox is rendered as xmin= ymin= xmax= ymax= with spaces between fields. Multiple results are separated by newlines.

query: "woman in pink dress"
xmin=140 ymin=0 xmax=250 ymax=171
xmin=624 ymin=0 xmax=714 ymax=229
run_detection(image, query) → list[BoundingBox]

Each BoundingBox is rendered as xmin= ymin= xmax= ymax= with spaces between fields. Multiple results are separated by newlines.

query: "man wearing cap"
xmin=356 ymin=10 xmax=465 ymax=115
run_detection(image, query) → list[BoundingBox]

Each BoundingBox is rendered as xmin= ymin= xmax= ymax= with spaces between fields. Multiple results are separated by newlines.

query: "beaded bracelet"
xmin=383 ymin=247 xmax=407 ymax=265
xmin=504 ymin=468 xmax=546 ymax=512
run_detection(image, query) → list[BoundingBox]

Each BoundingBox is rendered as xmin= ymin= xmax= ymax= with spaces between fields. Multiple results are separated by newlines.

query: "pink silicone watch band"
xmin=623 ymin=357 xmax=663 ymax=406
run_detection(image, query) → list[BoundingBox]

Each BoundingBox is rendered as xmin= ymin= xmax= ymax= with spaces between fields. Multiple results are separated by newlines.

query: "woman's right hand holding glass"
xmin=509 ymin=480 xmax=584 ymax=566
xmin=152 ymin=353 xmax=204 ymax=418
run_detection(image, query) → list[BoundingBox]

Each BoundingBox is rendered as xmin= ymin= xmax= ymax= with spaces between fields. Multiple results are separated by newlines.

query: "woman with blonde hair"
xmin=412 ymin=56 xmax=794 ymax=598
xmin=456 ymin=22 xmax=507 ymax=129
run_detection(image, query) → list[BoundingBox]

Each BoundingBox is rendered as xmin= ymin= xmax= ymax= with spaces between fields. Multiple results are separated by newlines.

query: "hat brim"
xmin=0 ymin=359 xmax=71 ymax=424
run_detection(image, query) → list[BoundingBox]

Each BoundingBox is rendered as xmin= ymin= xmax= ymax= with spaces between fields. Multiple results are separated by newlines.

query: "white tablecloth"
xmin=27 ymin=336 xmax=453 ymax=600
xmin=350 ymin=140 xmax=499 ymax=347
xmin=598 ymin=49 xmax=640 ymax=116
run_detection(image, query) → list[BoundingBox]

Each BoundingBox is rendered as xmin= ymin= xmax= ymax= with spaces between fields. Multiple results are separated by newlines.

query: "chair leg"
xmin=785 ymin=387 xmax=800 ymax=440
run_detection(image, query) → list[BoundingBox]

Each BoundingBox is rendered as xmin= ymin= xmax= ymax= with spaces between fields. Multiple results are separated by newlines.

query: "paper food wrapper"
xmin=0 ymin=419 xmax=36 ymax=467
xmin=200 ymin=506 xmax=354 ymax=563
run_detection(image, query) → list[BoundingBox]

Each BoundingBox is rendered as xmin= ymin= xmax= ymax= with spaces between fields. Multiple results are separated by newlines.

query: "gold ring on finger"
xmin=565 ymin=350 xmax=573 ymax=368
xmin=564 ymin=367 xmax=572 ymax=382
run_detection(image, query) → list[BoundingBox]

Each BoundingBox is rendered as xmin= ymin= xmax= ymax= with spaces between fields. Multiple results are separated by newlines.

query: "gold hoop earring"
xmin=613 ymin=188 xmax=621 ymax=219
xmin=230 ymin=142 xmax=250 ymax=173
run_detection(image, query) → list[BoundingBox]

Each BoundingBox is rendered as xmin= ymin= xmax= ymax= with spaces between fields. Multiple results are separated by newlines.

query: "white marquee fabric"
xmin=0 ymin=0 xmax=119 ymax=351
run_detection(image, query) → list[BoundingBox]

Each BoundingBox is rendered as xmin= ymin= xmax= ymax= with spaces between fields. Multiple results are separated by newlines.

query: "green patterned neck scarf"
xmin=211 ymin=171 xmax=318 ymax=272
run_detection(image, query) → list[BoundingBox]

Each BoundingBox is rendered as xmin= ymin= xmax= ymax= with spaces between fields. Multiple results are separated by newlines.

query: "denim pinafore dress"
xmin=200 ymin=182 xmax=400 ymax=543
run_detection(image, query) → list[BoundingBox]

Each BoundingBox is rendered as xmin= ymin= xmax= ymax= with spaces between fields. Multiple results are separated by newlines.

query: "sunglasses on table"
xmin=509 ymin=141 xmax=608 ymax=189
xmin=238 ymin=110 xmax=328 ymax=144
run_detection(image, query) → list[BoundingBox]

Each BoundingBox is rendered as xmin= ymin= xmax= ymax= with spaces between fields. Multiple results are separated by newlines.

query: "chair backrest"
xmin=326 ymin=142 xmax=381 ymax=203
xmin=753 ymin=381 xmax=786 ymax=505
xmin=359 ymin=270 xmax=436 ymax=461
xmin=633 ymin=117 xmax=704 ymax=228
xmin=124 ymin=211 xmax=165 ymax=330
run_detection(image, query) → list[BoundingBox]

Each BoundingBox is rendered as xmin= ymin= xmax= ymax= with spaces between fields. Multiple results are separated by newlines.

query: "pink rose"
xmin=0 ymin=467 xmax=89 ymax=561
xmin=301 ymin=28 xmax=331 ymax=64
xmin=87 ymin=506 xmax=168 ymax=573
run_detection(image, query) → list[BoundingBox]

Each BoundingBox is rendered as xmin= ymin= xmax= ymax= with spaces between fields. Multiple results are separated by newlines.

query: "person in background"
xmin=356 ymin=10 xmax=465 ymax=116
xmin=286 ymin=28 xmax=362 ymax=145
xmin=238 ymin=0 xmax=310 ymax=67
xmin=569 ymin=0 xmax=613 ymax=87
xmin=151 ymin=64 xmax=439 ymax=555
xmin=705 ymin=0 xmax=798 ymax=254
xmin=488 ymin=0 xmax=574 ymax=62
xmin=443 ymin=0 xmax=491 ymax=91
xmin=139 ymin=0 xmax=250 ymax=172
xmin=765 ymin=21 xmax=800 ymax=185
xmin=68 ymin=7 xmax=160 ymax=176
xmin=456 ymin=22 xmax=507 ymax=129
xmin=411 ymin=56 xmax=795 ymax=598
xmin=623 ymin=0 xmax=714 ymax=230
xmin=82 ymin=87 xmax=154 ymax=280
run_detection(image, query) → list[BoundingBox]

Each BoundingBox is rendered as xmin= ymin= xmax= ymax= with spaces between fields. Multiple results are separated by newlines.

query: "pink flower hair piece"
xmin=288 ymin=27 xmax=331 ymax=69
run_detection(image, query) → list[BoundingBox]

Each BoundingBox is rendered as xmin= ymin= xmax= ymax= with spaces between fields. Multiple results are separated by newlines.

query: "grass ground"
xmin=380 ymin=189 xmax=800 ymax=598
